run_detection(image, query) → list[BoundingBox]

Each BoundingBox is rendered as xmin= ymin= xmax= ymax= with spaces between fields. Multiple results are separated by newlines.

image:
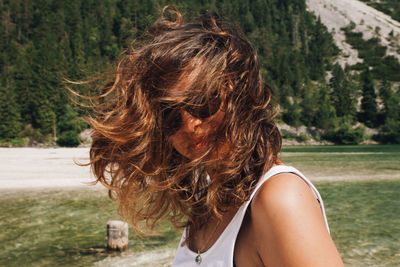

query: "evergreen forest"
xmin=360 ymin=0 xmax=400 ymax=22
xmin=1 ymin=0 xmax=399 ymax=146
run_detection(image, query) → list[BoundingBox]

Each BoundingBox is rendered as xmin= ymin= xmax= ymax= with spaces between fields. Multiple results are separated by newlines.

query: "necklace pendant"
xmin=195 ymin=252 xmax=202 ymax=265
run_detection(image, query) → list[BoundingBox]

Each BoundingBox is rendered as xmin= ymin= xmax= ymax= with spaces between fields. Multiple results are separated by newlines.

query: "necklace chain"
xmin=195 ymin=218 xmax=221 ymax=265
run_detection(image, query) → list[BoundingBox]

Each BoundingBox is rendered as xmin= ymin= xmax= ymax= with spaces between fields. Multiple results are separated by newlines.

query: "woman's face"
xmin=169 ymin=107 xmax=226 ymax=160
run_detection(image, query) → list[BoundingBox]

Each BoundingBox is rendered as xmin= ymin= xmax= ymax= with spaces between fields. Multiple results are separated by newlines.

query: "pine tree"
xmin=307 ymin=17 xmax=325 ymax=80
xmin=379 ymin=79 xmax=393 ymax=122
xmin=377 ymin=81 xmax=400 ymax=143
xmin=283 ymin=100 xmax=302 ymax=128
xmin=359 ymin=69 xmax=378 ymax=128
xmin=315 ymin=85 xmax=336 ymax=130
xmin=329 ymin=64 xmax=356 ymax=120
xmin=300 ymin=86 xmax=316 ymax=127
xmin=56 ymin=104 xmax=86 ymax=147
xmin=0 ymin=84 xmax=22 ymax=140
xmin=33 ymin=98 xmax=56 ymax=136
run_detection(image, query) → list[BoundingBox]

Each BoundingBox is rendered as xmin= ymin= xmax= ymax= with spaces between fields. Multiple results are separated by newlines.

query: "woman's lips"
xmin=193 ymin=137 xmax=208 ymax=150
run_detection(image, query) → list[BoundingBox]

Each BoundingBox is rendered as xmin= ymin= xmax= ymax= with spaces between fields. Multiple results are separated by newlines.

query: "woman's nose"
xmin=180 ymin=109 xmax=203 ymax=133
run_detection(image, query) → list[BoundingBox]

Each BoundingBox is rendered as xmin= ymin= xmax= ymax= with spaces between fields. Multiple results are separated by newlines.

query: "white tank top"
xmin=172 ymin=165 xmax=330 ymax=267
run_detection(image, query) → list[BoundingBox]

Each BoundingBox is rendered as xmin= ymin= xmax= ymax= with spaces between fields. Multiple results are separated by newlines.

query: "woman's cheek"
xmin=170 ymin=132 xmax=190 ymax=158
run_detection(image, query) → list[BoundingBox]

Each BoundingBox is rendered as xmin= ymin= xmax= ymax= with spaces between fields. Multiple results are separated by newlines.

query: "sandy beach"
xmin=1 ymin=146 xmax=398 ymax=190
xmin=0 ymin=147 xmax=98 ymax=190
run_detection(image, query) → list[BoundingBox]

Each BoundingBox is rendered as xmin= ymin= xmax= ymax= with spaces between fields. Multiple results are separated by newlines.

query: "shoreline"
xmin=0 ymin=146 xmax=397 ymax=190
xmin=0 ymin=147 xmax=98 ymax=190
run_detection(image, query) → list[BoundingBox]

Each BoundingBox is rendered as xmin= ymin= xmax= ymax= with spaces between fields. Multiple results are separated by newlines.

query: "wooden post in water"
xmin=107 ymin=220 xmax=129 ymax=251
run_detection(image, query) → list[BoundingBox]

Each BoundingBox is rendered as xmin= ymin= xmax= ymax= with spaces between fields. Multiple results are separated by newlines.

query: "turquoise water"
xmin=0 ymin=189 xmax=180 ymax=266
xmin=1 ymin=145 xmax=399 ymax=266
xmin=281 ymin=144 xmax=400 ymax=181
xmin=318 ymin=180 xmax=400 ymax=266
xmin=2 ymin=181 xmax=399 ymax=266
xmin=282 ymin=144 xmax=400 ymax=153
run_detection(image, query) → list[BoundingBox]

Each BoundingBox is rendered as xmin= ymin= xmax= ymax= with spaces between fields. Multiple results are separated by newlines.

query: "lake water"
xmin=0 ymin=145 xmax=399 ymax=266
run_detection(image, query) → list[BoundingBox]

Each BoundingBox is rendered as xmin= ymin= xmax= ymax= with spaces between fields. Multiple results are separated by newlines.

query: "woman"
xmin=88 ymin=5 xmax=344 ymax=266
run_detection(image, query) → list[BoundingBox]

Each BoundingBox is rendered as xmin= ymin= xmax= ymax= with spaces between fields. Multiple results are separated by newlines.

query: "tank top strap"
xmin=245 ymin=165 xmax=330 ymax=232
xmin=172 ymin=165 xmax=330 ymax=267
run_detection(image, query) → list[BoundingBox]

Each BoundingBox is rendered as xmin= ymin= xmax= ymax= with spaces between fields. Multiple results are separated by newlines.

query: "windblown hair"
xmin=88 ymin=6 xmax=281 ymax=237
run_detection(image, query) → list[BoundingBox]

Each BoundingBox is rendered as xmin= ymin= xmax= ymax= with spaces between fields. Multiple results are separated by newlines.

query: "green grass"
xmin=0 ymin=138 xmax=27 ymax=147
xmin=1 ymin=145 xmax=399 ymax=266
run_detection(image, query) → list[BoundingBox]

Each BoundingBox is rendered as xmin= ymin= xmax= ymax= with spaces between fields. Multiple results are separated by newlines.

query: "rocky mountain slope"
xmin=306 ymin=0 xmax=400 ymax=67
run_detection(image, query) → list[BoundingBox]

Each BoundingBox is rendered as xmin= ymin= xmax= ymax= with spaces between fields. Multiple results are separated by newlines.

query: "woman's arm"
xmin=251 ymin=173 xmax=344 ymax=267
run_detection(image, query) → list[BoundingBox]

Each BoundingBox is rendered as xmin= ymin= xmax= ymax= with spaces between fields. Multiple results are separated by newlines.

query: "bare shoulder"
xmin=252 ymin=172 xmax=322 ymax=218
xmin=250 ymin=172 xmax=344 ymax=267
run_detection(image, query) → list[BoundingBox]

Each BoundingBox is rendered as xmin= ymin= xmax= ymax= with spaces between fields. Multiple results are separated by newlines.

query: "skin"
xmin=234 ymin=173 xmax=344 ymax=266
xmin=169 ymin=107 xmax=344 ymax=266
xmin=169 ymin=108 xmax=228 ymax=164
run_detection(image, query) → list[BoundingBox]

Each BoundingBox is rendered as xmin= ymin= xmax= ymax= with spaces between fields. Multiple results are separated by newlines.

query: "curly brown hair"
xmin=88 ymin=5 xmax=281 ymax=238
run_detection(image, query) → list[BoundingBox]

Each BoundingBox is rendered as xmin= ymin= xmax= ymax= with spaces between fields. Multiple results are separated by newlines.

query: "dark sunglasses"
xmin=162 ymin=94 xmax=221 ymax=135
xmin=184 ymin=99 xmax=221 ymax=119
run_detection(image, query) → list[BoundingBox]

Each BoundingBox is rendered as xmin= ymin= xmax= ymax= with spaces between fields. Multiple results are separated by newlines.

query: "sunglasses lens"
xmin=162 ymin=107 xmax=182 ymax=135
xmin=185 ymin=105 xmax=218 ymax=119
xmin=161 ymin=94 xmax=221 ymax=135
xmin=185 ymin=95 xmax=221 ymax=119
